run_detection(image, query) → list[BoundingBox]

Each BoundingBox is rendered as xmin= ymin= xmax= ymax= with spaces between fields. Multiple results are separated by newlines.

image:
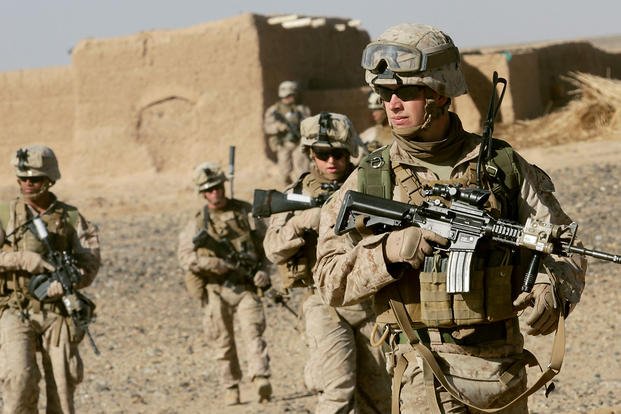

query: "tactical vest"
xmin=277 ymin=172 xmax=326 ymax=289
xmin=194 ymin=199 xmax=260 ymax=283
xmin=358 ymin=139 xmax=524 ymax=328
xmin=0 ymin=198 xmax=80 ymax=299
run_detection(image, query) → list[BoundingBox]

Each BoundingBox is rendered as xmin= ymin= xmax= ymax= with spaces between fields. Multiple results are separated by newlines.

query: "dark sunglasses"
xmin=313 ymin=149 xmax=348 ymax=161
xmin=201 ymin=184 xmax=224 ymax=193
xmin=375 ymin=85 xmax=426 ymax=102
xmin=18 ymin=176 xmax=46 ymax=184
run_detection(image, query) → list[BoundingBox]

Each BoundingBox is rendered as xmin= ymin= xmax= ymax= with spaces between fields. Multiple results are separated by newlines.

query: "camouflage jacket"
xmin=314 ymin=118 xmax=587 ymax=311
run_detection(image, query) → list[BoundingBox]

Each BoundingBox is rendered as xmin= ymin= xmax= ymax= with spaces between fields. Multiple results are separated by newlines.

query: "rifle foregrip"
xmin=521 ymin=252 xmax=542 ymax=293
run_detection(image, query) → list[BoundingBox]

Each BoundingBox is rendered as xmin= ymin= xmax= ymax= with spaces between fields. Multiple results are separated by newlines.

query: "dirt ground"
xmin=1 ymin=133 xmax=620 ymax=414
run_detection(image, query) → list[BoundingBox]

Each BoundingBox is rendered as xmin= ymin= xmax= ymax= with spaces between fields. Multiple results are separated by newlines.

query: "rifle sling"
xmin=388 ymin=297 xmax=564 ymax=413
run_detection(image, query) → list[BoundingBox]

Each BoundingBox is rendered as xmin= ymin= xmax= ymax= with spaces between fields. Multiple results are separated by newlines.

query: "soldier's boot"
xmin=224 ymin=385 xmax=240 ymax=406
xmin=254 ymin=376 xmax=272 ymax=403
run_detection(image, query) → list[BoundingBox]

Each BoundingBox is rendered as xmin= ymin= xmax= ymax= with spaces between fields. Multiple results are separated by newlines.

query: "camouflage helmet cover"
xmin=362 ymin=23 xmax=467 ymax=98
xmin=367 ymin=91 xmax=383 ymax=110
xmin=11 ymin=144 xmax=61 ymax=182
xmin=300 ymin=112 xmax=359 ymax=158
xmin=278 ymin=81 xmax=299 ymax=98
xmin=193 ymin=162 xmax=227 ymax=192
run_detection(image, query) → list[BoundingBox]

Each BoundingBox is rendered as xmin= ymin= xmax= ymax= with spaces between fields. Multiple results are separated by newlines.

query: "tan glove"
xmin=288 ymin=208 xmax=321 ymax=235
xmin=191 ymin=257 xmax=234 ymax=275
xmin=46 ymin=280 xmax=64 ymax=298
xmin=253 ymin=270 xmax=270 ymax=288
xmin=513 ymin=283 xmax=559 ymax=336
xmin=0 ymin=251 xmax=55 ymax=274
xmin=384 ymin=227 xmax=448 ymax=270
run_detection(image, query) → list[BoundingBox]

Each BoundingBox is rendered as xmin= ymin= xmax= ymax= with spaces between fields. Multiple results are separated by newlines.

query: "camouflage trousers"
xmin=302 ymin=293 xmax=391 ymax=414
xmin=202 ymin=284 xmax=270 ymax=390
xmin=272 ymin=139 xmax=309 ymax=185
xmin=0 ymin=307 xmax=84 ymax=414
xmin=387 ymin=343 xmax=529 ymax=413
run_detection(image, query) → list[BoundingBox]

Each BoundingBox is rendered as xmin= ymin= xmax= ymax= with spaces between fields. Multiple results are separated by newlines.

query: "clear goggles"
xmin=361 ymin=41 xmax=460 ymax=74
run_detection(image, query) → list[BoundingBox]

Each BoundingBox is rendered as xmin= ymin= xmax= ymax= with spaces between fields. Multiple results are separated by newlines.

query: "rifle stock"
xmin=252 ymin=189 xmax=323 ymax=218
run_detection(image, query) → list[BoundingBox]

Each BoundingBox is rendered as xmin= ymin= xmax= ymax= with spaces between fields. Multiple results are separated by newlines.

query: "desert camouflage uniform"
xmin=0 ymin=195 xmax=100 ymax=414
xmin=264 ymin=112 xmax=391 ymax=414
xmin=177 ymin=198 xmax=270 ymax=391
xmin=314 ymin=117 xmax=587 ymax=413
xmin=264 ymin=101 xmax=312 ymax=185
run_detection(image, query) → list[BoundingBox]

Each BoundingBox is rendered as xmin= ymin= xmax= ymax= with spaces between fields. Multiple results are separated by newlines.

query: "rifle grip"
xmin=521 ymin=252 xmax=542 ymax=293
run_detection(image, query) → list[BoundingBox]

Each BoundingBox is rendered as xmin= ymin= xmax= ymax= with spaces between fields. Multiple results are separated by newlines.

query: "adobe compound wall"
xmin=1 ymin=13 xmax=620 ymax=203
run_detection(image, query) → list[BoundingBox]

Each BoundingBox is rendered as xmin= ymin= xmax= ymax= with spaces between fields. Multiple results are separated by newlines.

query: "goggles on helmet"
xmin=361 ymin=41 xmax=460 ymax=74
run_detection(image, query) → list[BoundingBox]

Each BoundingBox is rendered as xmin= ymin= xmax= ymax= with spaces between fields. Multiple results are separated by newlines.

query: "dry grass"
xmin=497 ymin=72 xmax=621 ymax=148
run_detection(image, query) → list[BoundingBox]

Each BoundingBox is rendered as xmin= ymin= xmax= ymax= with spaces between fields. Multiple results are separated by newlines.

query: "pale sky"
xmin=1 ymin=0 xmax=620 ymax=72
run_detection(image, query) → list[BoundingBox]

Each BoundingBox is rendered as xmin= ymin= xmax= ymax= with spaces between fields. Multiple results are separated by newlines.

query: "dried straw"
xmin=496 ymin=72 xmax=621 ymax=148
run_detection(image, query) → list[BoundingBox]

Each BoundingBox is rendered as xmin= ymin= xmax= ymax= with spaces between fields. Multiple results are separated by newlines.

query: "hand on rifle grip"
xmin=384 ymin=227 xmax=448 ymax=270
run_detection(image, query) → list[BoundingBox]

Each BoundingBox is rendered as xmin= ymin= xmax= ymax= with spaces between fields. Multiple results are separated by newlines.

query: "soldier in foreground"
xmin=0 ymin=145 xmax=101 ymax=414
xmin=177 ymin=162 xmax=272 ymax=406
xmin=263 ymin=112 xmax=391 ymax=414
xmin=359 ymin=91 xmax=393 ymax=152
xmin=314 ymin=24 xmax=587 ymax=413
xmin=263 ymin=80 xmax=312 ymax=186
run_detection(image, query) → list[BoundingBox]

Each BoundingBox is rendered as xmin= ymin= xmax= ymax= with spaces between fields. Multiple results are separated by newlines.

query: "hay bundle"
xmin=497 ymin=72 xmax=621 ymax=148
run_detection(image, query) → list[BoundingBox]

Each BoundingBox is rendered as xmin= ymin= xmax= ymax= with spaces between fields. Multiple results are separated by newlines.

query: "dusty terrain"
xmin=2 ymin=74 xmax=621 ymax=413
xmin=16 ymin=134 xmax=614 ymax=414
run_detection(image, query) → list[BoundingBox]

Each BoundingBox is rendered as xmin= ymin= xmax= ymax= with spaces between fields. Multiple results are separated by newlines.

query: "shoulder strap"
xmin=358 ymin=145 xmax=393 ymax=199
xmin=484 ymin=139 xmax=523 ymax=220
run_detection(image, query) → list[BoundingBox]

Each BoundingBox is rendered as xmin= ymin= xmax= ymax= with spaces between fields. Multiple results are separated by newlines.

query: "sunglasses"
xmin=201 ymin=184 xmax=224 ymax=193
xmin=313 ymin=149 xmax=348 ymax=161
xmin=18 ymin=176 xmax=46 ymax=184
xmin=375 ymin=85 xmax=426 ymax=102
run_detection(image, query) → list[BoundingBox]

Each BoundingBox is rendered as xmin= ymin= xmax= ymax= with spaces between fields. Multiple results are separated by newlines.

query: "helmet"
xmin=361 ymin=23 xmax=467 ymax=98
xmin=278 ymin=81 xmax=299 ymax=98
xmin=11 ymin=145 xmax=61 ymax=182
xmin=367 ymin=91 xmax=383 ymax=110
xmin=193 ymin=162 xmax=227 ymax=193
xmin=300 ymin=112 xmax=359 ymax=158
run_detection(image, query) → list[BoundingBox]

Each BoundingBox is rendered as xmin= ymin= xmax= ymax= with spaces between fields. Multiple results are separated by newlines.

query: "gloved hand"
xmin=192 ymin=257 xmax=234 ymax=275
xmin=288 ymin=208 xmax=321 ymax=235
xmin=513 ymin=283 xmax=559 ymax=336
xmin=46 ymin=280 xmax=64 ymax=298
xmin=0 ymin=251 xmax=55 ymax=274
xmin=384 ymin=227 xmax=448 ymax=270
xmin=253 ymin=270 xmax=270 ymax=288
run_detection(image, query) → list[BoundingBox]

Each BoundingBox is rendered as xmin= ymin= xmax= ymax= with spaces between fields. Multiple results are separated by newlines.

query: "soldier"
xmin=263 ymin=112 xmax=391 ymax=414
xmin=359 ymin=91 xmax=393 ymax=152
xmin=314 ymin=24 xmax=588 ymax=413
xmin=263 ymin=80 xmax=312 ymax=185
xmin=177 ymin=162 xmax=272 ymax=406
xmin=0 ymin=144 xmax=101 ymax=414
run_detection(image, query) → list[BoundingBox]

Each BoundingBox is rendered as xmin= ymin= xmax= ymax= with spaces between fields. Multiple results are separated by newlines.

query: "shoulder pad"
xmin=531 ymin=164 xmax=555 ymax=192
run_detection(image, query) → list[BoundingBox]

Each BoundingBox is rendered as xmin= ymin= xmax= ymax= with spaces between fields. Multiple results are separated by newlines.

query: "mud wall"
xmin=1 ymin=14 xmax=621 ymax=199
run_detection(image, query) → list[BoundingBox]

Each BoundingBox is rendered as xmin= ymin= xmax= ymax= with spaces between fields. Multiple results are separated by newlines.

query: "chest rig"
xmin=359 ymin=140 xmax=523 ymax=328
xmin=0 ymin=198 xmax=79 ymax=299
xmin=279 ymin=172 xmax=342 ymax=289
xmin=195 ymin=199 xmax=260 ymax=279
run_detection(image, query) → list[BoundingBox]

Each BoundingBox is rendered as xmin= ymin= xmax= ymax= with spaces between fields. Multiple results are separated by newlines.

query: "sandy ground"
xmin=1 ymin=135 xmax=620 ymax=414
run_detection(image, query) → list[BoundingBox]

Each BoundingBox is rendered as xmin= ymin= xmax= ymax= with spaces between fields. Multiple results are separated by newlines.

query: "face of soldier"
xmin=382 ymin=85 xmax=448 ymax=140
xmin=17 ymin=176 xmax=50 ymax=201
xmin=281 ymin=94 xmax=296 ymax=105
xmin=202 ymin=184 xmax=227 ymax=209
xmin=311 ymin=148 xmax=349 ymax=181
xmin=371 ymin=109 xmax=387 ymax=125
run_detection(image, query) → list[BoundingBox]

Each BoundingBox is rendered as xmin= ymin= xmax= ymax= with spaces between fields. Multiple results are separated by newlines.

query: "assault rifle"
xmin=335 ymin=184 xmax=620 ymax=293
xmin=192 ymin=229 xmax=297 ymax=317
xmin=273 ymin=111 xmax=301 ymax=142
xmin=27 ymin=217 xmax=100 ymax=355
xmin=252 ymin=189 xmax=328 ymax=218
